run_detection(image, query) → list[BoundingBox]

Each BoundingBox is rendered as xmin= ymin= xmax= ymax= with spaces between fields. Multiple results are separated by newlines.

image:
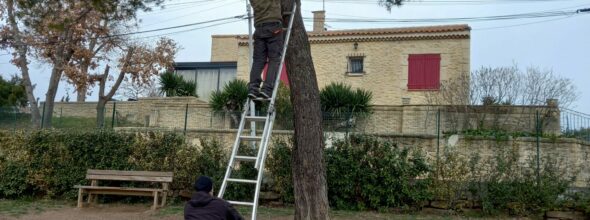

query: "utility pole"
xmin=246 ymin=1 xmax=257 ymax=148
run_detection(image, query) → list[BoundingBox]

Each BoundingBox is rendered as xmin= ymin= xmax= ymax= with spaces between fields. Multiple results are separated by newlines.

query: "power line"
xmin=134 ymin=19 xmax=245 ymax=39
xmin=302 ymin=8 xmax=585 ymax=23
xmin=304 ymin=0 xmax=580 ymax=5
xmin=473 ymin=14 xmax=575 ymax=30
xmin=142 ymin=0 xmax=241 ymax=27
xmin=105 ymin=15 xmax=246 ymax=38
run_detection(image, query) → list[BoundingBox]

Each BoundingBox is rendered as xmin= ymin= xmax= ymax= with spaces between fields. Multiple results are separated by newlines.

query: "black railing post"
xmin=184 ymin=104 xmax=189 ymax=135
xmin=536 ymin=110 xmax=541 ymax=186
xmin=111 ymin=102 xmax=116 ymax=129
xmin=436 ymin=109 xmax=441 ymax=166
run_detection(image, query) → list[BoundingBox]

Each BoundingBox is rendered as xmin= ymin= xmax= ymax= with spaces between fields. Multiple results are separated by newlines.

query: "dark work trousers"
xmin=249 ymin=22 xmax=284 ymax=94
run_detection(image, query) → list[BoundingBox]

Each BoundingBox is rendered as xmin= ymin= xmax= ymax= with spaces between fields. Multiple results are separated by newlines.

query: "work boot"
xmin=259 ymin=90 xmax=271 ymax=99
xmin=248 ymin=88 xmax=260 ymax=99
xmin=259 ymin=86 xmax=272 ymax=99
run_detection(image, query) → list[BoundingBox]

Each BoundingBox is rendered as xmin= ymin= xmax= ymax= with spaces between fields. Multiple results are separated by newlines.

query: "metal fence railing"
xmin=561 ymin=107 xmax=590 ymax=142
xmin=1 ymin=105 xmax=589 ymax=144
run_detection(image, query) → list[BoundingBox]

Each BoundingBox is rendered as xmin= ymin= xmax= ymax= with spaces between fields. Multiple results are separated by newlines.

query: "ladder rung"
xmin=228 ymin=200 xmax=255 ymax=206
xmin=234 ymin=156 xmax=258 ymax=161
xmin=227 ymin=178 xmax=257 ymax=184
xmin=244 ymin=116 xmax=267 ymax=122
xmin=251 ymin=97 xmax=270 ymax=102
xmin=240 ymin=136 xmax=262 ymax=141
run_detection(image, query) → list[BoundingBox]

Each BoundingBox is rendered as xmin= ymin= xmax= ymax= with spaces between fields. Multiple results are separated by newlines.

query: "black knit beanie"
xmin=194 ymin=176 xmax=213 ymax=193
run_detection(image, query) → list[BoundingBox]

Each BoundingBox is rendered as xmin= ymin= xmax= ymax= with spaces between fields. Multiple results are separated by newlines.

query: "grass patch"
xmin=0 ymin=199 xmax=67 ymax=217
xmin=156 ymin=203 xmax=503 ymax=220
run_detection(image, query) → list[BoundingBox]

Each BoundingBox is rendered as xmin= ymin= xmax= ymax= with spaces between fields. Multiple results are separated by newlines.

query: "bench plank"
xmin=86 ymin=174 xmax=172 ymax=182
xmin=75 ymin=185 xmax=164 ymax=192
xmin=76 ymin=186 xmax=164 ymax=197
xmin=87 ymin=169 xmax=173 ymax=177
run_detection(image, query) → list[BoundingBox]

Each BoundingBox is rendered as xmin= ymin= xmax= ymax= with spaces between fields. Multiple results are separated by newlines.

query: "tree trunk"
xmin=77 ymin=83 xmax=87 ymax=102
xmin=42 ymin=67 xmax=63 ymax=128
xmin=281 ymin=0 xmax=330 ymax=219
xmin=95 ymin=57 xmax=127 ymax=128
xmin=6 ymin=0 xmax=41 ymax=128
xmin=96 ymin=99 xmax=107 ymax=128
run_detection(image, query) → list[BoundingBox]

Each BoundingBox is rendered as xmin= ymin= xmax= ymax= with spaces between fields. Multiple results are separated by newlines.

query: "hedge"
xmin=0 ymin=130 xmax=251 ymax=201
xmin=1 ymin=130 xmax=588 ymax=216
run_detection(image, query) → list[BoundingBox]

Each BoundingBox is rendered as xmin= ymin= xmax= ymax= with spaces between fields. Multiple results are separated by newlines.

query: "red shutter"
xmin=408 ymin=54 xmax=440 ymax=90
xmin=262 ymin=63 xmax=290 ymax=87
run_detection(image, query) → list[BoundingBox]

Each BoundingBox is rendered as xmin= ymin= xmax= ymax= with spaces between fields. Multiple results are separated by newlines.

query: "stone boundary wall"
xmin=117 ymin=128 xmax=589 ymax=187
xmin=50 ymin=97 xmax=560 ymax=134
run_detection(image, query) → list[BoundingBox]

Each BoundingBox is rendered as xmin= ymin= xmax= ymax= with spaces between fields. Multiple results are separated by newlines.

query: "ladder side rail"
xmin=269 ymin=1 xmax=297 ymax=105
xmin=218 ymin=100 xmax=252 ymax=198
xmin=254 ymin=1 xmax=298 ymax=169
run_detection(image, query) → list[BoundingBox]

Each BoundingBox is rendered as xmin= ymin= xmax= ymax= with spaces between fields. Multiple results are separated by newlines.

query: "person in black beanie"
xmin=184 ymin=176 xmax=244 ymax=220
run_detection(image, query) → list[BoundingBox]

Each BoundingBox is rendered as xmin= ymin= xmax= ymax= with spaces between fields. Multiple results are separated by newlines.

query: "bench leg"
xmin=152 ymin=191 xmax=159 ymax=210
xmin=161 ymin=191 xmax=167 ymax=207
xmin=77 ymin=188 xmax=84 ymax=208
xmin=87 ymin=193 xmax=93 ymax=205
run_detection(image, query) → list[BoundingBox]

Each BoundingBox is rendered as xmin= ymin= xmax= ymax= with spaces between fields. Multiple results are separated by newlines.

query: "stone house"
xmin=206 ymin=11 xmax=471 ymax=105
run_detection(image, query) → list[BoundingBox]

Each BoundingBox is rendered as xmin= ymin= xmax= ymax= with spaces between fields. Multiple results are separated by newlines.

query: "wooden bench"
xmin=74 ymin=169 xmax=173 ymax=210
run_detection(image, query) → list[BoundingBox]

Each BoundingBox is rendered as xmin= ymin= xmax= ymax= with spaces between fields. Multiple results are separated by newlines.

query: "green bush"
xmin=428 ymin=147 xmax=471 ymax=211
xmin=159 ymin=72 xmax=197 ymax=97
xmin=0 ymin=130 xmax=251 ymax=200
xmin=326 ymin=135 xmax=431 ymax=210
xmin=468 ymin=145 xmax=574 ymax=216
xmin=320 ymin=82 xmax=373 ymax=118
xmin=267 ymin=138 xmax=294 ymax=203
xmin=266 ymin=135 xmax=432 ymax=210
xmin=0 ymin=161 xmax=29 ymax=198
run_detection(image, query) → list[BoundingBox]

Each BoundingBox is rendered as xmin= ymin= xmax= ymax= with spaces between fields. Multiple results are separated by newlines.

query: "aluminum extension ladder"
xmin=217 ymin=2 xmax=297 ymax=220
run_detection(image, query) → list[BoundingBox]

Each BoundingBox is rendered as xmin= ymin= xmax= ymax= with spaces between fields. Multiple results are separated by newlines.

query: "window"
xmin=347 ymin=56 xmax=364 ymax=75
xmin=408 ymin=54 xmax=441 ymax=90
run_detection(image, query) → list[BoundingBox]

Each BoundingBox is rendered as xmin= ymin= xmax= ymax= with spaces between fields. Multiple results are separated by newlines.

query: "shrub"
xmin=209 ymin=79 xmax=249 ymax=112
xmin=468 ymin=145 xmax=574 ymax=216
xmin=266 ymin=135 xmax=432 ymax=210
xmin=320 ymin=82 xmax=373 ymax=118
xmin=428 ymin=147 xmax=471 ymax=211
xmin=0 ymin=130 xmax=254 ymax=200
xmin=266 ymin=138 xmax=294 ymax=203
xmin=326 ymin=135 xmax=431 ymax=210
xmin=159 ymin=71 xmax=197 ymax=97
xmin=320 ymin=82 xmax=373 ymax=131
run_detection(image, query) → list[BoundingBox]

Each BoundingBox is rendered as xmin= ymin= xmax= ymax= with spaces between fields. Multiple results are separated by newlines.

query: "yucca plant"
xmin=177 ymin=80 xmax=197 ymax=97
xmin=320 ymin=82 xmax=373 ymax=130
xmin=159 ymin=72 xmax=182 ymax=97
xmin=209 ymin=79 xmax=248 ymax=128
xmin=159 ymin=72 xmax=197 ymax=97
xmin=209 ymin=79 xmax=248 ymax=112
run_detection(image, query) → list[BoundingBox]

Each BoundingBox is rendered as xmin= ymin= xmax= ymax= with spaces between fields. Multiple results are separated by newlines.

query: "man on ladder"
xmin=247 ymin=0 xmax=283 ymax=99
xmin=217 ymin=1 xmax=296 ymax=220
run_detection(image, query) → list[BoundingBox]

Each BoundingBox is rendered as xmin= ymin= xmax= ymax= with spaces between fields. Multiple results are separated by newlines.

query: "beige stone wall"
xmin=234 ymin=37 xmax=470 ymax=106
xmin=211 ymin=35 xmax=239 ymax=62
xmin=49 ymin=97 xmax=229 ymax=129
xmin=50 ymin=99 xmax=559 ymax=135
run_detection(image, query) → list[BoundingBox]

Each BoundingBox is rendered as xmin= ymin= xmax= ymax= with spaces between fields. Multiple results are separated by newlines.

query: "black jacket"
xmin=184 ymin=191 xmax=244 ymax=220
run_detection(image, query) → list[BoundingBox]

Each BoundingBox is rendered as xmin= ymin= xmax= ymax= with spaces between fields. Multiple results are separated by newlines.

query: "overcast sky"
xmin=1 ymin=0 xmax=589 ymax=113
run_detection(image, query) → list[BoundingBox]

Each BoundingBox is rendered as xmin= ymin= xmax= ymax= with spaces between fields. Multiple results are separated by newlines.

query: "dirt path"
xmin=0 ymin=204 xmax=294 ymax=220
xmin=0 ymin=203 xmax=523 ymax=220
xmin=1 ymin=205 xmax=180 ymax=220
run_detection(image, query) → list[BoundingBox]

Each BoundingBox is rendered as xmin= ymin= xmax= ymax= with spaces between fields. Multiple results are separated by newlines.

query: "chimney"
xmin=312 ymin=10 xmax=326 ymax=32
